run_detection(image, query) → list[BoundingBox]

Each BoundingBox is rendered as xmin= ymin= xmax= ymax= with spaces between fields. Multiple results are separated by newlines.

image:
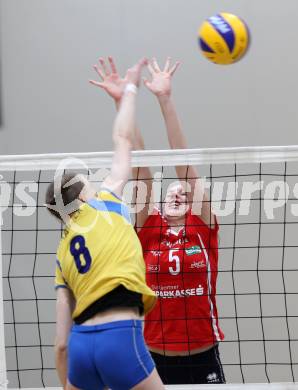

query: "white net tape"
xmin=1 ymin=145 xmax=298 ymax=171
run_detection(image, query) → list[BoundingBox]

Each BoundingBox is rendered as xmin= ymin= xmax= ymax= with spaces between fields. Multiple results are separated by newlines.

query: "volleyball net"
xmin=1 ymin=146 xmax=298 ymax=389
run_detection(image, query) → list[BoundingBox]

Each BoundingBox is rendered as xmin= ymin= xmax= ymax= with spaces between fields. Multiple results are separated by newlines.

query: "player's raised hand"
xmin=125 ymin=58 xmax=148 ymax=87
xmin=89 ymin=56 xmax=126 ymax=102
xmin=143 ymin=57 xmax=180 ymax=97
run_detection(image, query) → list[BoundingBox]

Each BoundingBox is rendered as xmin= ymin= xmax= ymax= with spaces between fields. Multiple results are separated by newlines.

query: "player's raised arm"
xmin=131 ymin=124 xmax=154 ymax=231
xmin=91 ymin=58 xmax=147 ymax=198
xmin=90 ymin=57 xmax=153 ymax=229
xmin=144 ymin=57 xmax=215 ymax=226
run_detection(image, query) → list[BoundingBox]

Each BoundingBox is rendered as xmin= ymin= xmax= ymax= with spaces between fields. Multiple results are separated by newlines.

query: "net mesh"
xmin=1 ymin=148 xmax=298 ymax=388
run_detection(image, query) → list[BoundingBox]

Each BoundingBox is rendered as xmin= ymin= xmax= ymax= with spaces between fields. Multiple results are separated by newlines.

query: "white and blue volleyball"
xmin=198 ymin=13 xmax=250 ymax=65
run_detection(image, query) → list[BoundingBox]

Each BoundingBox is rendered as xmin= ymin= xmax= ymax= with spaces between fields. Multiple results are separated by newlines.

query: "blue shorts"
xmin=68 ymin=319 xmax=155 ymax=390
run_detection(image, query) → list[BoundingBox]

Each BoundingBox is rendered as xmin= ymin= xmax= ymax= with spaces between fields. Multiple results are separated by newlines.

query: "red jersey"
xmin=138 ymin=209 xmax=224 ymax=352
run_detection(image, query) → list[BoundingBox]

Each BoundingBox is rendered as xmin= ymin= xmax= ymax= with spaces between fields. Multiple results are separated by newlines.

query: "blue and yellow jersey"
xmin=55 ymin=189 xmax=156 ymax=318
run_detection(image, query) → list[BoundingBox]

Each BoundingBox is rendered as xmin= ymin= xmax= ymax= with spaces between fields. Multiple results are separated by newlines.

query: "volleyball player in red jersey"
xmin=92 ymin=56 xmax=225 ymax=385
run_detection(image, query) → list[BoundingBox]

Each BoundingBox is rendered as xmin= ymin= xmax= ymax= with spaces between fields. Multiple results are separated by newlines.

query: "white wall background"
xmin=1 ymin=0 xmax=298 ymax=155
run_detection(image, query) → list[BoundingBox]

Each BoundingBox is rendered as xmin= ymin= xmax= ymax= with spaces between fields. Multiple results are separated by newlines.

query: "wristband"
xmin=124 ymin=83 xmax=138 ymax=95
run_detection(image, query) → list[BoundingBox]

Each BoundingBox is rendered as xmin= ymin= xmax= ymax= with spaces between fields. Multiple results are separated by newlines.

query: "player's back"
xmin=56 ymin=190 xmax=156 ymax=319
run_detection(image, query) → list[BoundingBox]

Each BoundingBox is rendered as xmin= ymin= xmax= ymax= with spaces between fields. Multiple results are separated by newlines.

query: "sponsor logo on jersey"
xmin=154 ymin=284 xmax=204 ymax=298
xmin=161 ymin=237 xmax=189 ymax=248
xmin=190 ymin=260 xmax=205 ymax=269
xmin=185 ymin=246 xmax=202 ymax=256
xmin=147 ymin=264 xmax=160 ymax=273
xmin=150 ymin=250 xmax=162 ymax=257
xmin=151 ymin=284 xmax=179 ymax=291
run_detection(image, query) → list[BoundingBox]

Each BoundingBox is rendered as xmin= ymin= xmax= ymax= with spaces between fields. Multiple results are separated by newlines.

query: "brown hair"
xmin=45 ymin=173 xmax=85 ymax=221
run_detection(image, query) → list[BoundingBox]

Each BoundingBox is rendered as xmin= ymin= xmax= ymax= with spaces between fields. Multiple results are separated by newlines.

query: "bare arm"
xmin=90 ymin=57 xmax=153 ymax=229
xmin=115 ymin=100 xmax=153 ymax=231
xmin=102 ymin=86 xmax=136 ymax=197
xmin=55 ymin=288 xmax=75 ymax=388
xmin=144 ymin=57 xmax=215 ymax=226
xmin=131 ymin=127 xmax=154 ymax=231
xmin=90 ymin=58 xmax=146 ymax=198
xmin=115 ymin=98 xmax=153 ymax=230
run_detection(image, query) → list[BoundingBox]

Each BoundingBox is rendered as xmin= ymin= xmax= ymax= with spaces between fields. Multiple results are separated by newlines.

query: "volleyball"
xmin=198 ymin=13 xmax=250 ymax=65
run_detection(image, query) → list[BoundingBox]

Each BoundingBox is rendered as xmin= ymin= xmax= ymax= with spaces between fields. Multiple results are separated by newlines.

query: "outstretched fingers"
xmin=92 ymin=56 xmax=119 ymax=82
xmin=89 ymin=79 xmax=105 ymax=88
xmin=99 ymin=57 xmax=110 ymax=76
xmin=147 ymin=58 xmax=160 ymax=75
xmin=125 ymin=58 xmax=146 ymax=86
xmin=169 ymin=61 xmax=181 ymax=76
xmin=147 ymin=62 xmax=155 ymax=76
xmin=93 ymin=64 xmax=105 ymax=80
xmin=133 ymin=57 xmax=148 ymax=71
xmin=139 ymin=57 xmax=148 ymax=66
xmin=151 ymin=57 xmax=161 ymax=72
xmin=147 ymin=57 xmax=180 ymax=76
xmin=108 ymin=56 xmax=118 ymax=74
xmin=163 ymin=56 xmax=171 ymax=72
